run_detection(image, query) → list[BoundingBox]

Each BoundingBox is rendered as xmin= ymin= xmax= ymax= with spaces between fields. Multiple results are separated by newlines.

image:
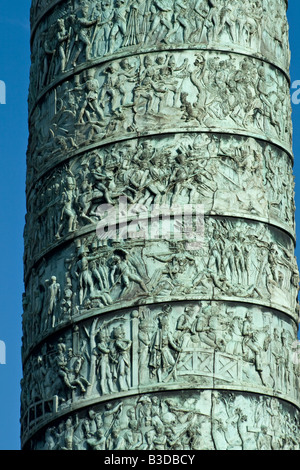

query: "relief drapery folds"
xmin=22 ymin=0 xmax=300 ymax=450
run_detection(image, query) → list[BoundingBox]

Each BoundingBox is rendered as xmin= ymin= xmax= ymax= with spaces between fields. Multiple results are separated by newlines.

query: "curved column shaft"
xmin=21 ymin=0 xmax=300 ymax=450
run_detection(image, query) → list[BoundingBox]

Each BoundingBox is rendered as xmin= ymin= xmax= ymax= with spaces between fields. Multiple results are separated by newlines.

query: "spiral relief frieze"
xmin=22 ymin=0 xmax=300 ymax=450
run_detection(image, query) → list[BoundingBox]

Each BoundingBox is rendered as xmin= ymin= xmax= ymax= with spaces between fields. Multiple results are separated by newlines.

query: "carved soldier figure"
xmin=203 ymin=0 xmax=222 ymax=42
xmin=107 ymin=427 xmax=126 ymax=450
xmin=242 ymin=311 xmax=263 ymax=376
xmin=52 ymin=340 xmax=77 ymax=397
xmin=138 ymin=307 xmax=154 ymax=383
xmin=124 ymin=419 xmax=143 ymax=449
xmin=39 ymin=31 xmax=56 ymax=88
xmin=167 ymin=0 xmax=191 ymax=44
xmin=217 ymin=3 xmax=236 ymax=42
xmin=87 ymin=429 xmax=107 ymax=450
xmin=175 ymin=304 xmax=200 ymax=348
xmin=92 ymin=1 xmax=114 ymax=57
xmin=257 ymin=425 xmax=272 ymax=450
xmin=23 ymin=0 xmax=300 ymax=452
xmin=45 ymin=276 xmax=61 ymax=329
xmin=192 ymin=0 xmax=210 ymax=42
xmin=123 ymin=0 xmax=145 ymax=47
xmin=67 ymin=349 xmax=91 ymax=394
xmin=61 ymin=278 xmax=73 ymax=319
xmin=75 ymin=245 xmax=96 ymax=305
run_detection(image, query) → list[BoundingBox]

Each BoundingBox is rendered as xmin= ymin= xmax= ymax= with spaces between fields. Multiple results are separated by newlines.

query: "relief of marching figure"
xmin=29 ymin=0 xmax=290 ymax=102
xmin=27 ymin=50 xmax=292 ymax=173
xmin=137 ymin=302 xmax=300 ymax=396
xmin=21 ymin=299 xmax=300 ymax=439
xmin=24 ymin=133 xmax=295 ymax=266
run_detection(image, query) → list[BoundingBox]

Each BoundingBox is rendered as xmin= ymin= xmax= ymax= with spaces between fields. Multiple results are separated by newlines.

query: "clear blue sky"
xmin=0 ymin=1 xmax=300 ymax=451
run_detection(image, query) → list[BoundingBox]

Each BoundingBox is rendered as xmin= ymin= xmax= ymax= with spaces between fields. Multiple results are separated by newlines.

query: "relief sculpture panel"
xmin=23 ymin=0 xmax=300 ymax=451
xmin=26 ymin=50 xmax=292 ymax=182
xmin=24 ymin=134 xmax=296 ymax=269
xmin=22 ymin=217 xmax=299 ymax=356
xmin=23 ymin=389 xmax=300 ymax=450
xmin=29 ymin=0 xmax=290 ymax=105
